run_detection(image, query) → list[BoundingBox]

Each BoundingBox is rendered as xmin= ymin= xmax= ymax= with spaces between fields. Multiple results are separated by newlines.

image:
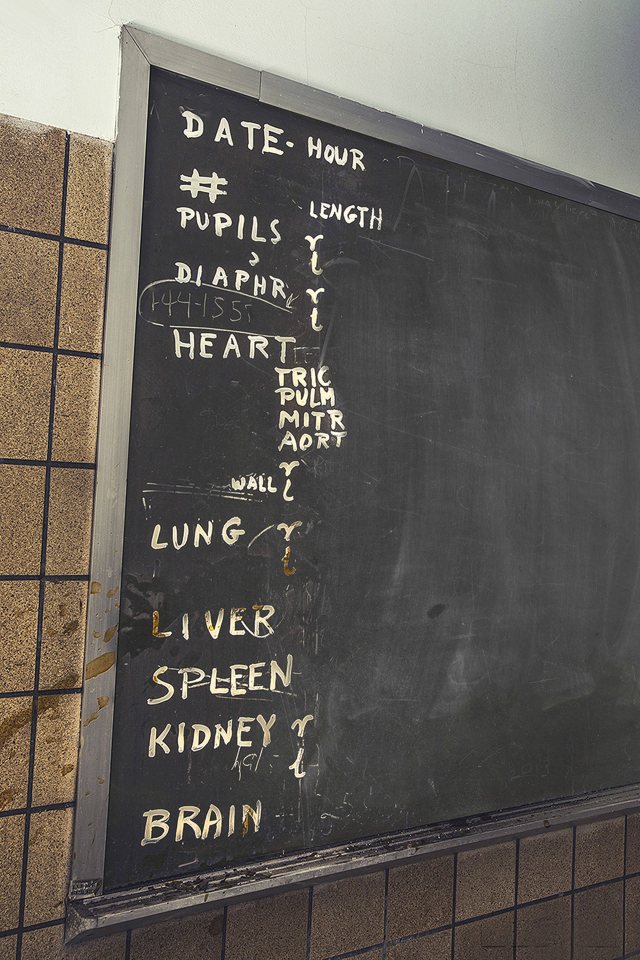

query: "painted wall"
xmin=1 ymin=0 xmax=640 ymax=195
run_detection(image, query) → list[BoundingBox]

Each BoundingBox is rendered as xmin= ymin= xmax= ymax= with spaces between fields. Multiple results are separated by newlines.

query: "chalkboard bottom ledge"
xmin=65 ymin=781 xmax=640 ymax=943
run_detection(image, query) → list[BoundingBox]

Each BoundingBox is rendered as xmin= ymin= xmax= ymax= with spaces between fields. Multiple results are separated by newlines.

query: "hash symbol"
xmin=179 ymin=168 xmax=228 ymax=204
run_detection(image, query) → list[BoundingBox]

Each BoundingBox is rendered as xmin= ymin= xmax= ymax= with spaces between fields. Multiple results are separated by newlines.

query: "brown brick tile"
xmin=0 ymin=347 xmax=51 ymax=458
xmin=626 ymin=875 xmax=640 ymax=954
xmin=46 ymin=467 xmax=94 ymax=575
xmin=226 ymin=889 xmax=307 ymax=960
xmin=22 ymin=923 xmax=126 ymax=959
xmin=0 ymin=464 xmax=45 ymax=574
xmin=0 ymin=935 xmax=16 ymax=959
xmin=516 ymin=896 xmax=571 ymax=960
xmin=626 ymin=813 xmax=640 ymax=875
xmin=40 ymin=580 xmax=87 ymax=689
xmin=131 ymin=911 xmax=222 ymax=959
xmin=387 ymin=855 xmax=453 ymax=938
xmin=0 ymin=232 xmax=58 ymax=346
xmin=0 ymin=581 xmax=38 ymax=692
xmin=52 ymin=355 xmax=100 ymax=463
xmin=311 ymin=872 xmax=384 ymax=959
xmin=517 ymin=828 xmax=573 ymax=903
xmin=32 ymin=692 xmax=80 ymax=805
xmin=573 ymin=881 xmax=623 ymax=960
xmin=454 ymin=911 xmax=514 ymax=960
xmin=24 ymin=807 xmax=73 ymax=924
xmin=0 ymin=815 xmax=24 ymax=929
xmin=65 ymin=135 xmax=112 ymax=244
xmin=455 ymin=842 xmax=516 ymax=921
xmin=59 ymin=244 xmax=107 ymax=354
xmin=0 ymin=114 xmax=65 ymax=233
xmin=575 ymin=818 xmax=624 ymax=887
xmin=388 ymin=930 xmax=451 ymax=960
xmin=0 ymin=697 xmax=32 ymax=811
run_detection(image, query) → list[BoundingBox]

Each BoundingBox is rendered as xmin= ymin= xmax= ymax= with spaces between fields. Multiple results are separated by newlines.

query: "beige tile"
xmin=0 ymin=232 xmax=58 ymax=346
xmin=516 ymin=897 xmax=571 ymax=960
xmin=573 ymin=882 xmax=623 ymax=960
xmin=131 ymin=910 xmax=223 ymax=960
xmin=22 ymin=923 xmax=126 ymax=959
xmin=40 ymin=580 xmax=87 ymax=689
xmin=454 ymin=912 xmax=514 ymax=960
xmin=226 ymin=889 xmax=307 ymax=960
xmin=0 ymin=464 xmax=45 ymax=574
xmin=24 ymin=807 xmax=73 ymax=924
xmin=455 ymin=842 xmax=516 ymax=921
xmin=32 ymin=693 xmax=80 ymax=805
xmin=0 ymin=697 xmax=32 ymax=810
xmin=0 ymin=348 xmax=51 ymax=458
xmin=52 ymin=355 xmax=100 ymax=463
xmin=388 ymin=930 xmax=451 ymax=960
xmin=59 ymin=245 xmax=107 ymax=354
xmin=626 ymin=874 xmax=640 ymax=953
xmin=311 ymin=872 xmax=385 ymax=959
xmin=0 ymin=935 xmax=16 ymax=959
xmin=46 ymin=468 xmax=94 ymax=575
xmin=626 ymin=813 xmax=640 ymax=875
xmin=575 ymin=818 xmax=625 ymax=887
xmin=0 ymin=581 xmax=38 ymax=692
xmin=0 ymin=114 xmax=65 ymax=233
xmin=387 ymin=855 xmax=453 ymax=937
xmin=0 ymin=815 xmax=24 ymax=929
xmin=65 ymin=135 xmax=112 ymax=244
xmin=517 ymin=829 xmax=573 ymax=903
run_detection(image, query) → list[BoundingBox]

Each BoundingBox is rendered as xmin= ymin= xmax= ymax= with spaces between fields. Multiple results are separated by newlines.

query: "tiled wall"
xmin=1 ymin=112 xmax=639 ymax=960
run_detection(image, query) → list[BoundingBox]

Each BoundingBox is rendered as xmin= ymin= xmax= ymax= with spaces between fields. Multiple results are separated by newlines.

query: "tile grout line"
xmin=0 ymin=341 xmax=102 ymax=360
xmin=15 ymin=131 xmax=70 ymax=960
xmin=0 ymin=459 xmax=96 ymax=469
xmin=451 ymin=852 xmax=458 ymax=960
xmin=0 ymin=917 xmax=65 ymax=940
xmin=0 ymin=221 xmax=108 ymax=250
xmin=624 ymin=815 xmax=629 ymax=954
xmin=570 ymin=824 xmax=577 ymax=960
xmin=0 ymin=688 xmax=81 ymax=700
xmin=0 ymin=574 xmax=90 ymax=582
xmin=513 ymin=837 xmax=520 ymax=959
xmin=125 ymin=928 xmax=132 ymax=959
xmin=305 ymin=886 xmax=313 ymax=960
xmin=382 ymin=868 xmax=389 ymax=959
xmin=0 ymin=801 xmax=76 ymax=820
xmin=220 ymin=905 xmax=228 ymax=960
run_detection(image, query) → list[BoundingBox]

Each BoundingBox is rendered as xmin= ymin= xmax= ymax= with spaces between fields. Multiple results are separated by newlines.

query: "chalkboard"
xmin=70 ymin=28 xmax=640 ymax=926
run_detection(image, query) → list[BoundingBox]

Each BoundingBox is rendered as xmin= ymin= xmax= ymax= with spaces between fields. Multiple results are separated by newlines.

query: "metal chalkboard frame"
xmin=68 ymin=23 xmax=640 ymax=942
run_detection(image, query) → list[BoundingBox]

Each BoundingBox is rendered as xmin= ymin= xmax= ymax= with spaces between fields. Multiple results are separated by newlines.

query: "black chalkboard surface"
xmin=103 ymin=64 xmax=640 ymax=892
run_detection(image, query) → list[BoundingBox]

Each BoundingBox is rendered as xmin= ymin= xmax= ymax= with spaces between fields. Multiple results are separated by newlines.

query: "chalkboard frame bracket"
xmin=69 ymin=22 xmax=640 ymax=942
